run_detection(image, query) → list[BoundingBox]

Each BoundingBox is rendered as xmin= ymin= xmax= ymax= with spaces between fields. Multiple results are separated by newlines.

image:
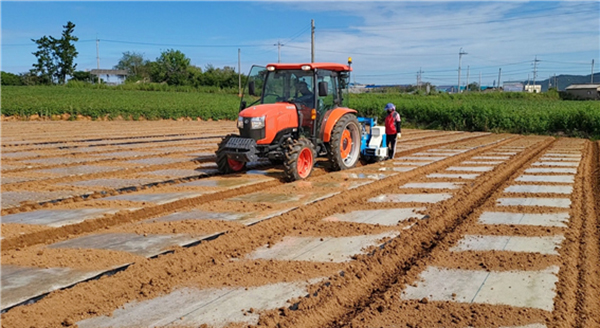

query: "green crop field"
xmin=2 ymin=86 xmax=599 ymax=138
xmin=1 ymin=86 xmax=241 ymax=121
xmin=349 ymin=92 xmax=600 ymax=139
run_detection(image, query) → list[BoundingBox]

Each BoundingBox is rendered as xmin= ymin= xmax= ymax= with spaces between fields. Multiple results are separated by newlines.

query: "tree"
xmin=70 ymin=71 xmax=94 ymax=83
xmin=151 ymin=49 xmax=191 ymax=85
xmin=19 ymin=71 xmax=41 ymax=86
xmin=1 ymin=71 xmax=23 ymax=85
xmin=52 ymin=21 xmax=79 ymax=84
xmin=467 ymin=82 xmax=480 ymax=92
xmin=188 ymin=65 xmax=203 ymax=87
xmin=31 ymin=35 xmax=56 ymax=84
xmin=201 ymin=65 xmax=238 ymax=88
xmin=30 ymin=21 xmax=78 ymax=85
xmin=114 ymin=52 xmax=150 ymax=82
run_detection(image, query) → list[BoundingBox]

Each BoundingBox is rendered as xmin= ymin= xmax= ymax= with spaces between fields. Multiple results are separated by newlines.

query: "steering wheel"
xmin=265 ymin=93 xmax=289 ymax=102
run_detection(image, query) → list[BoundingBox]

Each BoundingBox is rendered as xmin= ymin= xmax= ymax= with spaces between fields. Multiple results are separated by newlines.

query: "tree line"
xmin=1 ymin=21 xmax=245 ymax=89
xmin=112 ymin=50 xmax=243 ymax=88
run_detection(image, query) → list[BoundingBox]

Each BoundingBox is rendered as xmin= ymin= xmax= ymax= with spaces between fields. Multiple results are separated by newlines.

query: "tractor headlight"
xmin=250 ymin=116 xmax=265 ymax=129
xmin=237 ymin=116 xmax=244 ymax=129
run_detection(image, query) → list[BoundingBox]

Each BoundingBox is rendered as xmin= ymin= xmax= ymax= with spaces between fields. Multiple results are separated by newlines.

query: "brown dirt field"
xmin=1 ymin=121 xmax=598 ymax=328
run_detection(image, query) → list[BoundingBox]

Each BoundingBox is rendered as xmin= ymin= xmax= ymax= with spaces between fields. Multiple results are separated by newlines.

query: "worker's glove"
xmin=397 ymin=133 xmax=401 ymax=138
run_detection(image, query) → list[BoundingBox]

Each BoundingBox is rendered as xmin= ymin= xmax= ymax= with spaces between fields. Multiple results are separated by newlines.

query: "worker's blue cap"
xmin=384 ymin=103 xmax=396 ymax=111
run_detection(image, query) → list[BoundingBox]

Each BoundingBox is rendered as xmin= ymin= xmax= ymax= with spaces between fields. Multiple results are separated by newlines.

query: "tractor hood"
xmin=239 ymin=103 xmax=297 ymax=118
xmin=238 ymin=103 xmax=298 ymax=145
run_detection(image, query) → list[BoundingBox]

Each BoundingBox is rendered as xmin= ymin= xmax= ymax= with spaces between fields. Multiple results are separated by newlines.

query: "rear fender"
xmin=320 ymin=107 xmax=357 ymax=142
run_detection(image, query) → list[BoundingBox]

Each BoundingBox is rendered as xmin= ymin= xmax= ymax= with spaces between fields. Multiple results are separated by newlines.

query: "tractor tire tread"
xmin=329 ymin=114 xmax=360 ymax=171
xmin=215 ymin=135 xmax=246 ymax=174
xmin=283 ymin=137 xmax=315 ymax=182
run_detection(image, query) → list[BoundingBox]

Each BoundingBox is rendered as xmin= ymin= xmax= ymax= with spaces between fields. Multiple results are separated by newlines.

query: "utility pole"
xmin=532 ymin=55 xmax=540 ymax=87
xmin=466 ymin=65 xmax=470 ymax=92
xmin=497 ymin=68 xmax=502 ymax=90
xmin=479 ymin=72 xmax=482 ymax=92
xmin=238 ymin=48 xmax=242 ymax=97
xmin=96 ymin=38 xmax=100 ymax=84
xmin=592 ymin=59 xmax=595 ymax=83
xmin=416 ymin=71 xmax=419 ymax=90
xmin=417 ymin=67 xmax=423 ymax=90
xmin=275 ymin=41 xmax=283 ymax=63
xmin=457 ymin=48 xmax=467 ymax=93
xmin=311 ymin=19 xmax=315 ymax=63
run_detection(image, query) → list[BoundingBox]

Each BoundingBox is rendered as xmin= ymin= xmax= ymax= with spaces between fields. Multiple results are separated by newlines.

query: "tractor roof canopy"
xmin=266 ymin=63 xmax=352 ymax=72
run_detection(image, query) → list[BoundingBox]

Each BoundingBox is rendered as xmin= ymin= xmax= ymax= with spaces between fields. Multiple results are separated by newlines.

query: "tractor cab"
xmin=216 ymin=62 xmax=361 ymax=181
xmin=239 ymin=63 xmax=351 ymax=142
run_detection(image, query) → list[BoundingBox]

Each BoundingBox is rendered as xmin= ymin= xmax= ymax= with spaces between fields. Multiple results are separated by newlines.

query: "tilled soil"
xmin=1 ymin=121 xmax=598 ymax=328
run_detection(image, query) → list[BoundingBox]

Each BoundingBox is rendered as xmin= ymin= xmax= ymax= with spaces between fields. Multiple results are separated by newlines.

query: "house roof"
xmin=566 ymin=84 xmax=600 ymax=90
xmin=90 ymin=69 xmax=128 ymax=76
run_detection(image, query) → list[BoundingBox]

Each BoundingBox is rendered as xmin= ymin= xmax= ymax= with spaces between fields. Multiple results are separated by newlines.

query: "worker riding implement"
xmin=216 ymin=62 xmax=361 ymax=181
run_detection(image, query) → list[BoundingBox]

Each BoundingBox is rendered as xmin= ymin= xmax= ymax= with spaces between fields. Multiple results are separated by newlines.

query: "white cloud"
xmin=271 ymin=1 xmax=599 ymax=84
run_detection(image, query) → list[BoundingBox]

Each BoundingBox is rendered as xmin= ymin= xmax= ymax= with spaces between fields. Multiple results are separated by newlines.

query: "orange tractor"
xmin=216 ymin=62 xmax=361 ymax=181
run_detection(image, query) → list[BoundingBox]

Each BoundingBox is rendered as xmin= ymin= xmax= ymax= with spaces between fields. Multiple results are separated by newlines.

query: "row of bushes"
xmin=2 ymin=86 xmax=240 ymax=121
xmin=64 ymin=80 xmax=239 ymax=94
xmin=349 ymin=92 xmax=599 ymax=139
xmin=2 ymin=86 xmax=598 ymax=139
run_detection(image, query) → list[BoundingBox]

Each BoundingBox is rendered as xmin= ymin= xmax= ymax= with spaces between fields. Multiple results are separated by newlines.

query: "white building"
xmin=524 ymin=85 xmax=542 ymax=93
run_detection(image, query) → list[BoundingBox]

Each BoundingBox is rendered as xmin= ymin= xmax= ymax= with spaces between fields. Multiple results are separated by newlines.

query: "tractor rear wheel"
xmin=216 ymin=135 xmax=246 ymax=174
xmin=283 ymin=137 xmax=315 ymax=181
xmin=329 ymin=114 xmax=361 ymax=171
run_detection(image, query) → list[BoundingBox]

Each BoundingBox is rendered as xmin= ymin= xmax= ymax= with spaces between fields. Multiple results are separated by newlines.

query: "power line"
xmin=356 ymin=65 xmax=549 ymax=79
xmin=467 ymin=55 xmax=531 ymax=67
xmin=283 ymin=44 xmax=455 ymax=57
xmin=355 ymin=71 xmax=417 ymax=77
xmin=542 ymin=59 xmax=592 ymax=66
xmin=99 ymin=39 xmax=271 ymax=48
xmin=283 ymin=26 xmax=311 ymax=44
xmin=3 ymin=39 xmax=96 ymax=46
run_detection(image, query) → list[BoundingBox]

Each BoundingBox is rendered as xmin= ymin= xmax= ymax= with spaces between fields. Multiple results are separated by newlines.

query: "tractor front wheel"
xmin=283 ymin=137 xmax=315 ymax=181
xmin=216 ymin=135 xmax=246 ymax=174
xmin=329 ymin=114 xmax=361 ymax=171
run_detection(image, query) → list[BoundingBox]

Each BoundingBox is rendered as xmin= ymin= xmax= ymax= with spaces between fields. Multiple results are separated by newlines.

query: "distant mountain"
xmin=522 ymin=73 xmax=600 ymax=91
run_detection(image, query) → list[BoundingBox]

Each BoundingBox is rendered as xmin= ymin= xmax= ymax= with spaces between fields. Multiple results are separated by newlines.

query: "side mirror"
xmin=318 ymin=82 xmax=328 ymax=97
xmin=248 ymin=81 xmax=256 ymax=96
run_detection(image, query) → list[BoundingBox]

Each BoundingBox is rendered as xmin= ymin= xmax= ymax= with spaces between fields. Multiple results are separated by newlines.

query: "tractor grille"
xmin=239 ymin=124 xmax=265 ymax=141
xmin=223 ymin=137 xmax=259 ymax=162
xmin=225 ymin=137 xmax=257 ymax=150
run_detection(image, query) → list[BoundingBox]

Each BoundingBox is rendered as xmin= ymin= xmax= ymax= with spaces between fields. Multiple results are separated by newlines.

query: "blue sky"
xmin=2 ymin=1 xmax=598 ymax=86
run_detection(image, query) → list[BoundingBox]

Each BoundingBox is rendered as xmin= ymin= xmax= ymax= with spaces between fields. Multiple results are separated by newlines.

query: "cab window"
xmin=262 ymin=70 xmax=313 ymax=105
xmin=339 ymin=71 xmax=350 ymax=108
xmin=317 ymin=70 xmax=337 ymax=113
